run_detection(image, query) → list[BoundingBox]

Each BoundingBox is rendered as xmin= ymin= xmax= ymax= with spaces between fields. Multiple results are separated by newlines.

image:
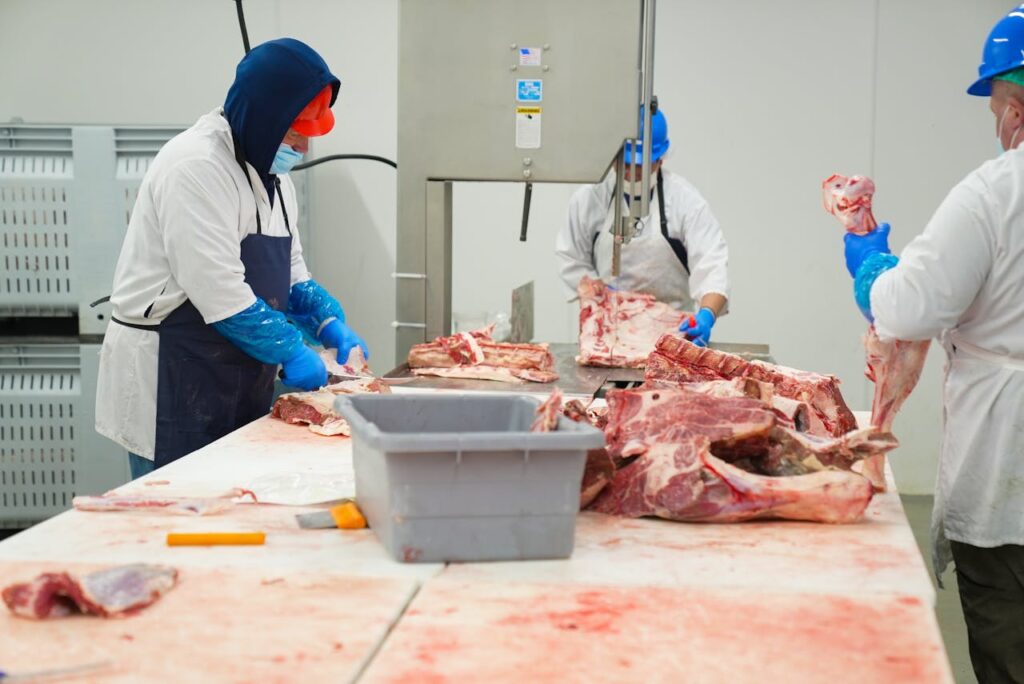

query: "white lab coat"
xmin=555 ymin=170 xmax=730 ymax=312
xmin=95 ymin=108 xmax=311 ymax=459
xmin=871 ymin=147 xmax=1024 ymax=577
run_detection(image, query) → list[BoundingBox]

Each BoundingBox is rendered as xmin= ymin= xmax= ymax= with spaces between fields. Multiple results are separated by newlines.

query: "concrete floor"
xmin=902 ymin=494 xmax=977 ymax=684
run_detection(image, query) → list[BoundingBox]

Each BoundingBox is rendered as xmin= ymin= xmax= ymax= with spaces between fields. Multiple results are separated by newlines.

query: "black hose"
xmin=293 ymin=154 xmax=397 ymax=171
xmin=234 ymin=0 xmax=251 ymax=54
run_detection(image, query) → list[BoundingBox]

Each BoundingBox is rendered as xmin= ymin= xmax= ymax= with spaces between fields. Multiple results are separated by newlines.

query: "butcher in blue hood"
xmin=95 ymin=38 xmax=368 ymax=477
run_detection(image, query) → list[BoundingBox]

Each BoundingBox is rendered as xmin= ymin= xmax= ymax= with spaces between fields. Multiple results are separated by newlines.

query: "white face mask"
xmin=996 ymin=104 xmax=1022 ymax=154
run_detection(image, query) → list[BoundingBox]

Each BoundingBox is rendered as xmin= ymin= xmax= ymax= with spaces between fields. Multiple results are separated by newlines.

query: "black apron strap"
xmin=658 ymin=170 xmax=690 ymax=274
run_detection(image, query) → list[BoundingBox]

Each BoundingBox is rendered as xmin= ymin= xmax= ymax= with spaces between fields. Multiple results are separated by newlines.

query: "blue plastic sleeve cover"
xmin=287 ymin=279 xmax=346 ymax=341
xmin=212 ymin=298 xmax=305 ymax=365
xmin=853 ymin=252 xmax=900 ymax=323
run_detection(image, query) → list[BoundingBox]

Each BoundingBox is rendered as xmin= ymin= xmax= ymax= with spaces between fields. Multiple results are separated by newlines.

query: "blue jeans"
xmin=128 ymin=452 xmax=155 ymax=480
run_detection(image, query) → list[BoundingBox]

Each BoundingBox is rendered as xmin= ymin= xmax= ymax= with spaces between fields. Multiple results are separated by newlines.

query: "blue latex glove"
xmin=678 ymin=307 xmax=716 ymax=347
xmin=279 ymin=345 xmax=327 ymax=390
xmin=318 ymin=318 xmax=370 ymax=363
xmin=287 ymin=280 xmax=346 ymax=342
xmin=844 ymin=223 xmax=892 ymax=278
xmin=212 ymin=298 xmax=305 ymax=365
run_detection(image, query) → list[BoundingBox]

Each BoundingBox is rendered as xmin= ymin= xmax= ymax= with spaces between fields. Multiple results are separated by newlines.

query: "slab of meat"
xmin=72 ymin=488 xmax=257 ymax=515
xmin=271 ymin=372 xmax=391 ymax=436
xmin=3 ymin=564 xmax=178 ymax=619
xmin=645 ymin=333 xmax=857 ymax=437
xmin=407 ymin=326 xmax=558 ymax=384
xmin=530 ymin=388 xmax=564 ymax=432
xmin=822 ymin=174 xmax=878 ymax=235
xmin=590 ymin=425 xmax=873 ymax=524
xmin=823 ymin=173 xmax=932 ymax=490
xmin=588 ymin=387 xmax=889 ymax=523
xmin=577 ymin=276 xmax=688 ymax=368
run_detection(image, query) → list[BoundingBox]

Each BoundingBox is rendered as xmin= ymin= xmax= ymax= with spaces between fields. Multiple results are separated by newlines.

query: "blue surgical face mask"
xmin=270 ymin=144 xmax=304 ymax=175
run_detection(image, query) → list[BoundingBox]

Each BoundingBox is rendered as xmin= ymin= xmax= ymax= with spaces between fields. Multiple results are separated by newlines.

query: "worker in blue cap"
xmin=95 ymin=38 xmax=368 ymax=476
xmin=555 ymin=101 xmax=730 ymax=346
xmin=841 ymin=7 xmax=1024 ymax=681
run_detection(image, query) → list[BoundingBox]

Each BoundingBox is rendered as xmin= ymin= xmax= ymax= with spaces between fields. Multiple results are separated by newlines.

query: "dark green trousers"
xmin=951 ymin=541 xmax=1024 ymax=684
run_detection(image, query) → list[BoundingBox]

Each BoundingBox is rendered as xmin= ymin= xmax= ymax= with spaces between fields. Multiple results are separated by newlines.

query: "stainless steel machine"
xmin=395 ymin=0 xmax=659 ymax=363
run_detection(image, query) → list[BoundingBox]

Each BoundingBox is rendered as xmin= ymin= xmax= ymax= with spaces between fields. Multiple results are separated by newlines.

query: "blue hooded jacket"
xmin=224 ymin=38 xmax=340 ymax=198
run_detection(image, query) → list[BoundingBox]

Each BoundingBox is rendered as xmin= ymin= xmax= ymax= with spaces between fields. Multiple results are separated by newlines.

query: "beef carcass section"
xmin=823 ymin=173 xmax=932 ymax=490
xmin=3 ymin=564 xmax=178 ymax=619
xmin=407 ymin=327 xmax=558 ymax=384
xmin=589 ymin=387 xmax=886 ymax=523
xmin=645 ymin=333 xmax=858 ymax=437
xmin=577 ymin=276 xmax=687 ymax=368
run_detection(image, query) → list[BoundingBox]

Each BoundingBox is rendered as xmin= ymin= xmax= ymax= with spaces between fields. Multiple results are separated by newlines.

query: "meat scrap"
xmin=271 ymin=362 xmax=392 ymax=437
xmin=72 ymin=488 xmax=257 ymax=515
xmin=823 ymin=174 xmax=931 ymax=490
xmin=577 ymin=276 xmax=688 ymax=368
xmin=588 ymin=387 xmax=889 ymax=524
xmin=3 ymin=564 xmax=178 ymax=619
xmin=531 ymin=390 xmax=614 ymax=508
xmin=407 ymin=326 xmax=558 ymax=384
xmin=644 ymin=333 xmax=857 ymax=437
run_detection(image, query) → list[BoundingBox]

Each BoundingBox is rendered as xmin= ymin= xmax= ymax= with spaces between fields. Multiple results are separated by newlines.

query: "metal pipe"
xmin=519 ymin=182 xmax=533 ymax=242
xmin=637 ymin=0 xmax=656 ymax=218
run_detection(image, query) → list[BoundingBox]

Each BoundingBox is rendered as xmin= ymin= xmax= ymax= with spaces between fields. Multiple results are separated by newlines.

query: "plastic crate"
xmin=335 ymin=393 xmax=605 ymax=563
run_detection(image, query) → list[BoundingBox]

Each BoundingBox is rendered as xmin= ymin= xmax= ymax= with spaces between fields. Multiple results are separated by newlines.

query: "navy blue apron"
xmin=152 ymin=168 xmax=292 ymax=468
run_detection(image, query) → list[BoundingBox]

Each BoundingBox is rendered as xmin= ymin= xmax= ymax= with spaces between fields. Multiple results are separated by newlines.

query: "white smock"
xmin=95 ymin=108 xmax=311 ymax=460
xmin=555 ymin=170 xmax=730 ymax=312
xmin=870 ymin=146 xmax=1024 ymax=578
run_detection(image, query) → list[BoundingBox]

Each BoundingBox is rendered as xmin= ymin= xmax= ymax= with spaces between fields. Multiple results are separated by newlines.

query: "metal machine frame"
xmin=395 ymin=0 xmax=657 ymax=362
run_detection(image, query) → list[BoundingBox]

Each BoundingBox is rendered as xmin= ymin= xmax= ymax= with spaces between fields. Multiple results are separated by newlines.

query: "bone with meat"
xmin=589 ymin=387 xmax=885 ymax=523
xmin=271 ymin=350 xmax=391 ymax=436
xmin=644 ymin=333 xmax=857 ymax=437
xmin=3 ymin=564 xmax=178 ymax=619
xmin=531 ymin=390 xmax=614 ymax=508
xmin=407 ymin=326 xmax=559 ymax=384
xmin=822 ymin=174 xmax=878 ymax=235
xmin=823 ymin=173 xmax=932 ymax=490
xmin=577 ymin=276 xmax=688 ymax=368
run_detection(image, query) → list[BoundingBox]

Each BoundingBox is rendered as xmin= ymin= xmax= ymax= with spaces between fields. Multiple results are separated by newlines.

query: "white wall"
xmin=0 ymin=0 xmax=1006 ymax=493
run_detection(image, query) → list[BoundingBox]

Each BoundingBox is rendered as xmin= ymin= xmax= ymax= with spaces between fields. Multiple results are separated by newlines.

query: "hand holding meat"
xmin=844 ymin=222 xmax=893 ymax=278
xmin=280 ymin=345 xmax=328 ymax=390
xmin=318 ymin=318 xmax=370 ymax=362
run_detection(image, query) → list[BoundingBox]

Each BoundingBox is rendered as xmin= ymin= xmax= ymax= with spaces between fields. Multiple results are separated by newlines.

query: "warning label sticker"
xmin=515 ymin=106 xmax=541 ymax=149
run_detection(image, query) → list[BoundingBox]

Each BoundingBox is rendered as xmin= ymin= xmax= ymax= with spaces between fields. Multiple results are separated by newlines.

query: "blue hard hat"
xmin=967 ymin=6 xmax=1024 ymax=96
xmin=624 ymin=107 xmax=669 ymax=164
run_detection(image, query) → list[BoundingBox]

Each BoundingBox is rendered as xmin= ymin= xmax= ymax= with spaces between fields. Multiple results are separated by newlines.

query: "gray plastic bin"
xmin=334 ymin=393 xmax=606 ymax=563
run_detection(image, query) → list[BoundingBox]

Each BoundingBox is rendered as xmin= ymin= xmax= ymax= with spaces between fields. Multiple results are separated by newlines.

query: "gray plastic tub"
xmin=334 ymin=393 xmax=605 ymax=563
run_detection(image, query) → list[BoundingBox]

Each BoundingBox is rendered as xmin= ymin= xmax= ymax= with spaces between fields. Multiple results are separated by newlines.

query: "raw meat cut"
xmin=823 ymin=173 xmax=932 ymax=490
xmin=271 ymin=372 xmax=391 ymax=436
xmin=407 ymin=326 xmax=558 ymax=384
xmin=577 ymin=276 xmax=688 ymax=368
xmin=3 ymin=564 xmax=178 ymax=619
xmin=644 ymin=333 xmax=857 ymax=437
xmin=530 ymin=388 xmax=564 ymax=432
xmin=590 ymin=425 xmax=873 ymax=524
xmin=530 ymin=389 xmax=615 ymax=508
xmin=822 ymin=174 xmax=878 ymax=235
xmin=589 ymin=387 xmax=887 ymax=523
xmin=72 ymin=488 xmax=257 ymax=515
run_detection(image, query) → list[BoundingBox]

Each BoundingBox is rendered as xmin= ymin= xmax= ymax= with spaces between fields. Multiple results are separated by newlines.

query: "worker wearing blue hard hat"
xmin=95 ymin=39 xmax=368 ymax=477
xmin=841 ymin=7 xmax=1024 ymax=681
xmin=555 ymin=101 xmax=730 ymax=346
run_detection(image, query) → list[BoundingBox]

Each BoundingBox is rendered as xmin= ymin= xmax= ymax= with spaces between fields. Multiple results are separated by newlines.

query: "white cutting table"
xmin=0 ymin=400 xmax=953 ymax=683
